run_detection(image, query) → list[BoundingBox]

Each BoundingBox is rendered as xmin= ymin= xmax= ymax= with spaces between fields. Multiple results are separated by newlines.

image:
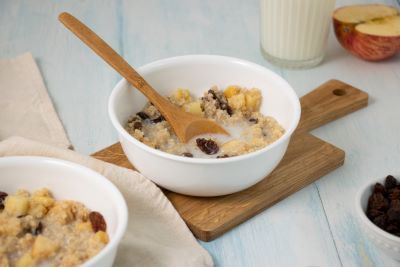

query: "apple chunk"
xmin=333 ymin=4 xmax=400 ymax=61
xmin=334 ymin=4 xmax=398 ymax=23
xmin=357 ymin=16 xmax=400 ymax=37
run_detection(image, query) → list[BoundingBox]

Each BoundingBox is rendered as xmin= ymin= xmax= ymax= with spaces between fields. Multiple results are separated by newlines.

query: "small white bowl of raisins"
xmin=356 ymin=175 xmax=400 ymax=261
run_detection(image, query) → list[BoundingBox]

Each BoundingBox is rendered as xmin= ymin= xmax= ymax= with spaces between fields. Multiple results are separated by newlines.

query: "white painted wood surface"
xmin=1 ymin=0 xmax=399 ymax=266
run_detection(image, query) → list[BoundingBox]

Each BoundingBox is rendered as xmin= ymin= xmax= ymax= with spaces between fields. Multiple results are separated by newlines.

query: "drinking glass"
xmin=260 ymin=0 xmax=336 ymax=68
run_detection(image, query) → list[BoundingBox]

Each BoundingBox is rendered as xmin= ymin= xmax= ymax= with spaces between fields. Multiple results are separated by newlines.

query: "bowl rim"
xmin=0 ymin=155 xmax=128 ymax=266
xmin=356 ymin=177 xmax=400 ymax=243
xmin=108 ymin=54 xmax=301 ymax=164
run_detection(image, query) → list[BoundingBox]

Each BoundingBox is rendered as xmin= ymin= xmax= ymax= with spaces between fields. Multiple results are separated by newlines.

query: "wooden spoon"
xmin=58 ymin=12 xmax=228 ymax=143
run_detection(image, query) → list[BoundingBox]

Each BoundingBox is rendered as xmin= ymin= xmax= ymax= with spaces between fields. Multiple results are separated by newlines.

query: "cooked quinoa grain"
xmin=0 ymin=188 xmax=108 ymax=267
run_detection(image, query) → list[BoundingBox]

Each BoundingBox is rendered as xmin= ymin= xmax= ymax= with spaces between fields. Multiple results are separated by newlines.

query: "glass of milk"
xmin=260 ymin=0 xmax=336 ymax=68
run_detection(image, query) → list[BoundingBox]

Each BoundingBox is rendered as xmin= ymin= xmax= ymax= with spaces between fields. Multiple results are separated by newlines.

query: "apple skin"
xmin=333 ymin=18 xmax=400 ymax=61
xmin=352 ymin=32 xmax=400 ymax=61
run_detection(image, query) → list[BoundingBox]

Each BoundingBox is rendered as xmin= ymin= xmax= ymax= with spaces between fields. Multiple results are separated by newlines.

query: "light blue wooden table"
xmin=1 ymin=0 xmax=400 ymax=266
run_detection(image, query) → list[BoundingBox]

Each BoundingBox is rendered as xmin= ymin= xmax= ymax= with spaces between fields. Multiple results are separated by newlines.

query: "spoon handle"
xmin=58 ymin=12 xmax=169 ymax=108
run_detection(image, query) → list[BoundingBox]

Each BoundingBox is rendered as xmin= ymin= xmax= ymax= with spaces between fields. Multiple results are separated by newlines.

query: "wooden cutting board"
xmin=92 ymin=79 xmax=368 ymax=241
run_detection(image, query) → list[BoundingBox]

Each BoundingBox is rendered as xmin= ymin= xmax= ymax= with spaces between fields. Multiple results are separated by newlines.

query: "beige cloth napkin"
xmin=0 ymin=54 xmax=213 ymax=266
xmin=0 ymin=53 xmax=71 ymax=148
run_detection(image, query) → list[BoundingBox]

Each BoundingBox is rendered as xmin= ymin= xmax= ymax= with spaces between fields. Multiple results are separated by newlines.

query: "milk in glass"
xmin=260 ymin=0 xmax=336 ymax=68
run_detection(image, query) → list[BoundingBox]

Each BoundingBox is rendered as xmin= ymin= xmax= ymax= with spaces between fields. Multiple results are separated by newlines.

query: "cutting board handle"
xmin=296 ymin=79 xmax=369 ymax=133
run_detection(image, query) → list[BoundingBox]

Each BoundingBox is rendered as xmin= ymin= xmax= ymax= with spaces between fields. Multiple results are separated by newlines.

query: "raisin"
xmin=219 ymin=102 xmax=233 ymax=116
xmin=219 ymin=102 xmax=227 ymax=110
xmin=0 ymin=191 xmax=7 ymax=210
xmin=387 ymin=206 xmax=400 ymax=224
xmin=207 ymin=89 xmax=232 ymax=115
xmin=33 ymin=222 xmax=43 ymax=235
xmin=389 ymin=188 xmax=400 ymax=200
xmin=249 ymin=118 xmax=258 ymax=124
xmin=392 ymin=199 xmax=400 ymax=208
xmin=217 ymin=154 xmax=230 ymax=159
xmin=368 ymin=193 xmax=389 ymax=211
xmin=89 ymin=211 xmax=107 ymax=232
xmin=373 ymin=214 xmax=387 ymax=229
xmin=226 ymin=105 xmax=233 ymax=116
xmin=152 ymin=116 xmax=165 ymax=123
xmin=196 ymin=138 xmax=219 ymax=155
xmin=386 ymin=224 xmax=399 ymax=233
xmin=182 ymin=152 xmax=193 ymax=158
xmin=208 ymin=89 xmax=218 ymax=100
xmin=367 ymin=209 xmax=384 ymax=220
xmin=136 ymin=111 xmax=150 ymax=120
xmin=373 ymin=183 xmax=386 ymax=195
xmin=133 ymin=121 xmax=143 ymax=131
xmin=385 ymin=175 xmax=397 ymax=190
xmin=366 ymin=178 xmax=400 ymax=235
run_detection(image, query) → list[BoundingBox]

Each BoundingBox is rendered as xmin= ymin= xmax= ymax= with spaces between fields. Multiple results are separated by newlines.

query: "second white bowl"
xmin=0 ymin=156 xmax=128 ymax=267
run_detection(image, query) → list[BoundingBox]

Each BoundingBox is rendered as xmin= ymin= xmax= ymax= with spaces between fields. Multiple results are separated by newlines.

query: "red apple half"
xmin=333 ymin=4 xmax=400 ymax=61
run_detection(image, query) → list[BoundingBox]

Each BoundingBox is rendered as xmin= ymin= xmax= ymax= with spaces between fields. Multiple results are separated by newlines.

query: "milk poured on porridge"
xmin=126 ymin=86 xmax=285 ymax=158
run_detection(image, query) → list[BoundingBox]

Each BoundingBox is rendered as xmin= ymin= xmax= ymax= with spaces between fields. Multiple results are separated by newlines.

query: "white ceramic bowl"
xmin=109 ymin=55 xmax=301 ymax=196
xmin=0 ymin=156 xmax=128 ymax=267
xmin=356 ymin=178 xmax=400 ymax=261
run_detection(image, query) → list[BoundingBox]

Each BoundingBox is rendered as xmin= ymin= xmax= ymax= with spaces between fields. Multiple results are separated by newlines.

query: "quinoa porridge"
xmin=0 ymin=188 xmax=108 ymax=267
xmin=126 ymin=85 xmax=285 ymax=158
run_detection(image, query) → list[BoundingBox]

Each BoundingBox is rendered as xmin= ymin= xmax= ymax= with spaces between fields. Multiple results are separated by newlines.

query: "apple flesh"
xmin=333 ymin=4 xmax=400 ymax=61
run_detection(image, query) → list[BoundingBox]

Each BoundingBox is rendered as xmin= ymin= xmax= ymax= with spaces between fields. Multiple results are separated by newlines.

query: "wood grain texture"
xmin=3 ymin=0 xmax=400 ymax=265
xmin=92 ymin=80 xmax=368 ymax=241
xmin=165 ymin=133 xmax=344 ymax=241
xmin=298 ymin=79 xmax=369 ymax=133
